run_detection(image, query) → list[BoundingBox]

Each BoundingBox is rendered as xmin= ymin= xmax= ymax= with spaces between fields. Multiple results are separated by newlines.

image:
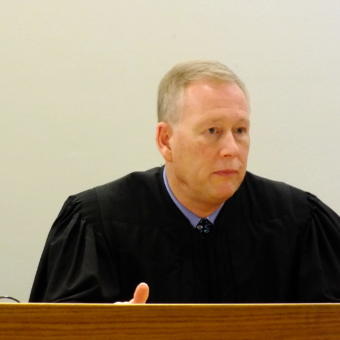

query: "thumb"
xmin=130 ymin=282 xmax=149 ymax=304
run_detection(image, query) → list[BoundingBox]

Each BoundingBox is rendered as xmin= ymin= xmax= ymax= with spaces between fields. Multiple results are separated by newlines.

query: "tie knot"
xmin=195 ymin=218 xmax=213 ymax=234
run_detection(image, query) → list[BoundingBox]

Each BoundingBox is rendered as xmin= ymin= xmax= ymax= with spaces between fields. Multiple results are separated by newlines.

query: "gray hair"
xmin=157 ymin=60 xmax=248 ymax=123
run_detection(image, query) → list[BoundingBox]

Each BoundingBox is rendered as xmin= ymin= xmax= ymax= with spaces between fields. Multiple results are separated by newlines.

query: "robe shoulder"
xmin=244 ymin=172 xmax=310 ymax=217
xmin=75 ymin=166 xmax=164 ymax=222
xmin=242 ymin=172 xmax=339 ymax=223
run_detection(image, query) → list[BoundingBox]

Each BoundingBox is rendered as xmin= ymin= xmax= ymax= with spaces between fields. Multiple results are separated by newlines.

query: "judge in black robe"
xmin=29 ymin=60 xmax=340 ymax=303
xmin=29 ymin=167 xmax=340 ymax=303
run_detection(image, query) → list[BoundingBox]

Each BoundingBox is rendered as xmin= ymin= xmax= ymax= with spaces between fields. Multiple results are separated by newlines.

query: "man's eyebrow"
xmin=237 ymin=118 xmax=250 ymax=125
xmin=201 ymin=117 xmax=250 ymax=125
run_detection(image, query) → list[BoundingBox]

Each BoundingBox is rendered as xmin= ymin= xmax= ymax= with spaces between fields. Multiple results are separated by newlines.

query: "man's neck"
xmin=164 ymin=167 xmax=224 ymax=218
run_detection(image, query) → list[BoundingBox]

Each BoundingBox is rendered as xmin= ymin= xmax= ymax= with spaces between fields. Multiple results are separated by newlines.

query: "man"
xmin=30 ymin=60 xmax=340 ymax=303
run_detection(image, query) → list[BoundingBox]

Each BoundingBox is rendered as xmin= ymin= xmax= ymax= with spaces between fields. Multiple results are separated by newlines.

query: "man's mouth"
xmin=213 ymin=169 xmax=239 ymax=176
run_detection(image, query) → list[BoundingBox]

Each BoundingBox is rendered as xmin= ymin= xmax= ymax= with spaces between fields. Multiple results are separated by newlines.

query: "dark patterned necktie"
xmin=194 ymin=218 xmax=213 ymax=234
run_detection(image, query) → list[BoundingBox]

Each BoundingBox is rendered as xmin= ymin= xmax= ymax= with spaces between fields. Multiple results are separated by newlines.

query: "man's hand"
xmin=115 ymin=282 xmax=149 ymax=304
xmin=129 ymin=282 xmax=149 ymax=303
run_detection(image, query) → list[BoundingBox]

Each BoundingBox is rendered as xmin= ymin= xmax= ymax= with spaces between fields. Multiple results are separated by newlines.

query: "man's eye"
xmin=235 ymin=127 xmax=247 ymax=134
xmin=208 ymin=127 xmax=219 ymax=135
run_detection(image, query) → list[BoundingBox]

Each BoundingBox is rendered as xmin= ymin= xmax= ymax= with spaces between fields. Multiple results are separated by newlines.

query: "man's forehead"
xmin=181 ymin=80 xmax=249 ymax=113
xmin=183 ymin=80 xmax=247 ymax=104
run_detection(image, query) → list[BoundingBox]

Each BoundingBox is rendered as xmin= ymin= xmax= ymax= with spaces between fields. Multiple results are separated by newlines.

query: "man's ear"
xmin=156 ymin=122 xmax=173 ymax=162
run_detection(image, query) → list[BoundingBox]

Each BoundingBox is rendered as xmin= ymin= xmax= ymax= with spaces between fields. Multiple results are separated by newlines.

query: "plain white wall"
xmin=1 ymin=0 xmax=339 ymax=302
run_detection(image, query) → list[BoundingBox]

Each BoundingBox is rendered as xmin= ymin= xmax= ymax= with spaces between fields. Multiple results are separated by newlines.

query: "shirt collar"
xmin=162 ymin=167 xmax=224 ymax=227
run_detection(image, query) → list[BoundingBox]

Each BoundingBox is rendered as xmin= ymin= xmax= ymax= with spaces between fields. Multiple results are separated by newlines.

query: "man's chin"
xmin=213 ymin=184 xmax=240 ymax=202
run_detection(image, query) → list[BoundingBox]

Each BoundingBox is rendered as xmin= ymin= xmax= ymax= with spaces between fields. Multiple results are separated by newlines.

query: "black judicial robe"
xmin=29 ymin=167 xmax=340 ymax=303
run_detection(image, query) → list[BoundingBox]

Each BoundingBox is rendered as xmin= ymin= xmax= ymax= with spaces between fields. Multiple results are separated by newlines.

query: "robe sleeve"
xmin=29 ymin=195 xmax=120 ymax=302
xmin=296 ymin=193 xmax=340 ymax=302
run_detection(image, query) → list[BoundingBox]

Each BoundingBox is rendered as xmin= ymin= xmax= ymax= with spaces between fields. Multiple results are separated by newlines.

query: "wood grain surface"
xmin=1 ymin=303 xmax=340 ymax=339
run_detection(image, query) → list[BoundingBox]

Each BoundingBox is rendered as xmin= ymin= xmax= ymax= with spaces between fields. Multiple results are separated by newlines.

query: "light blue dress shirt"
xmin=162 ymin=168 xmax=224 ymax=227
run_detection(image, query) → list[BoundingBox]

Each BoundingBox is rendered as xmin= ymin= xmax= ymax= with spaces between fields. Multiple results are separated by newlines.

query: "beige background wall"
xmin=1 ymin=0 xmax=339 ymax=301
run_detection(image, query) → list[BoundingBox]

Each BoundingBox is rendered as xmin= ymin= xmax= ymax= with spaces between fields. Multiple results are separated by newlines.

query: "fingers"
xmin=130 ymin=282 xmax=149 ymax=304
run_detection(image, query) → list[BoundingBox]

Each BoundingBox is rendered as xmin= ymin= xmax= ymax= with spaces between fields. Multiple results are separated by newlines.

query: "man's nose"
xmin=219 ymin=131 xmax=239 ymax=157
